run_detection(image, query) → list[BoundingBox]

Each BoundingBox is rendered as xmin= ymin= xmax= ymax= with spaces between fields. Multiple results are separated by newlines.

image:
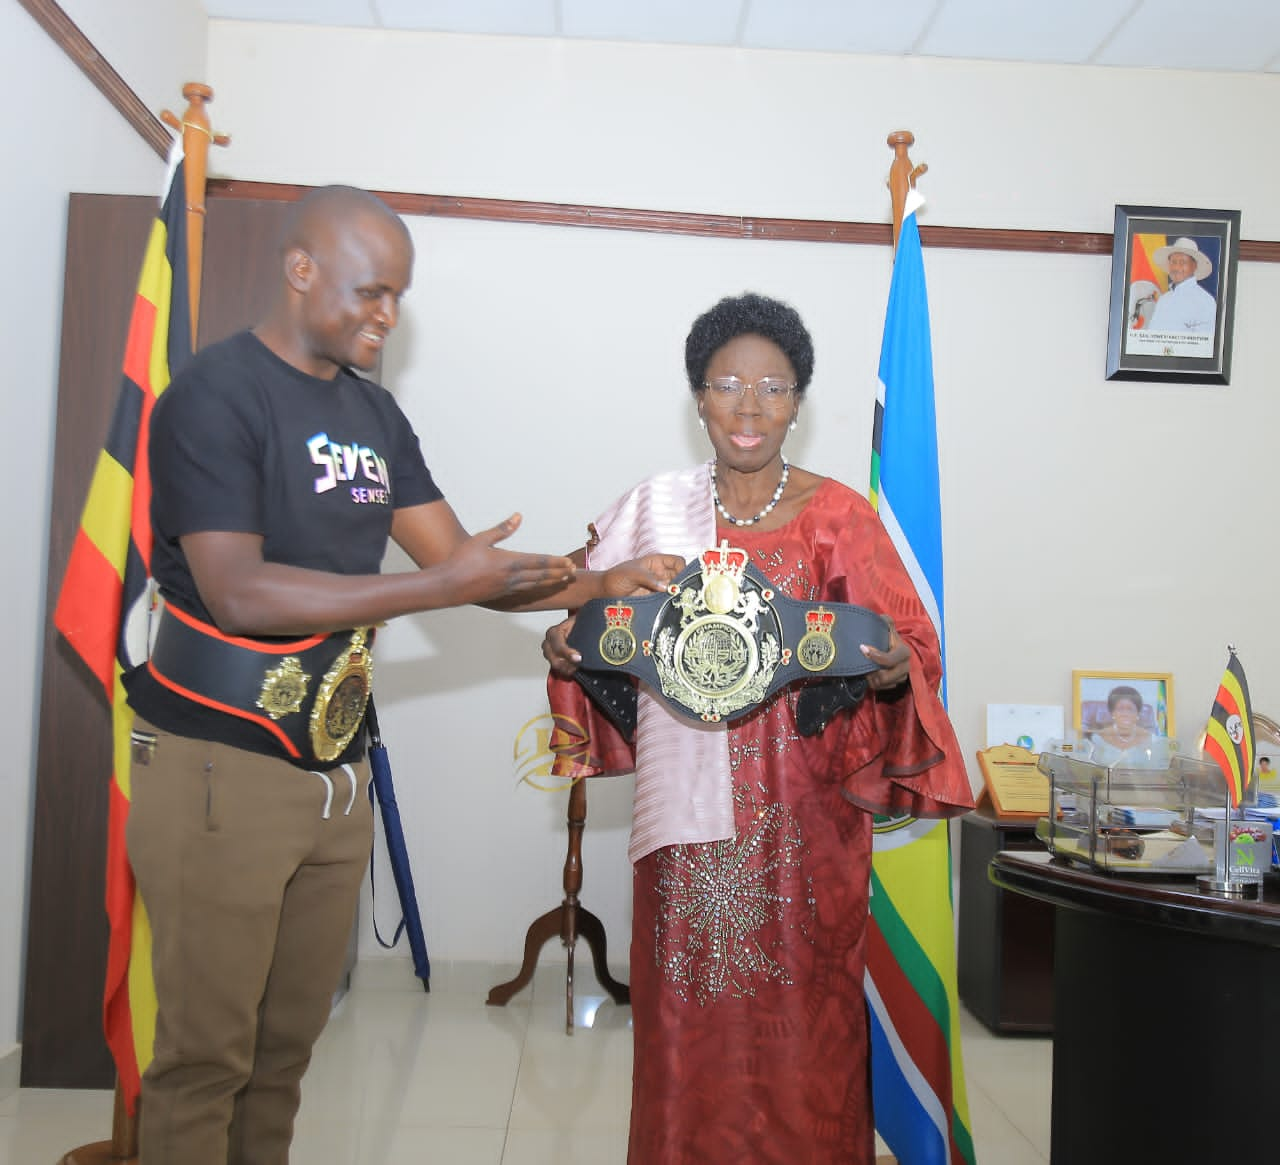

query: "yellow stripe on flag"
xmin=871 ymin=821 xmax=955 ymax=971
xmin=111 ymin=670 xmax=158 ymax=1075
xmin=138 ymin=222 xmax=177 ymax=397
xmin=127 ymin=895 xmax=157 ymax=1074
xmin=79 ymin=451 xmax=134 ymax=578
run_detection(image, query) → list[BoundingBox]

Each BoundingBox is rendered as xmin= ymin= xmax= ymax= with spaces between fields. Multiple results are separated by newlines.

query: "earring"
xmin=788 ymin=419 xmax=797 ymax=433
xmin=699 ymin=417 xmax=707 ymax=431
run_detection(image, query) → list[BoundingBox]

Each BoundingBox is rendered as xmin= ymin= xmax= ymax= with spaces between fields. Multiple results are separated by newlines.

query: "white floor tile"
xmin=958 ymin=1006 xmax=1053 ymax=1159
xmin=4 ymin=967 xmax=1056 ymax=1164
xmin=294 ymin=1119 xmax=509 ymax=1165
xmin=0 ymin=1089 xmax=116 ymax=1165
xmin=508 ymin=1014 xmax=632 ymax=1133
xmin=501 ymin=1127 xmax=628 ymax=1165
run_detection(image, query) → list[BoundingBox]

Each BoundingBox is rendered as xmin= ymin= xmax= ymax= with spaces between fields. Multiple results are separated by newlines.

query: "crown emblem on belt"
xmin=700 ymin=540 xmax=749 ymax=615
xmin=797 ymin=606 xmax=837 ymax=672
xmin=805 ymin=609 xmax=836 ymax=633
xmin=599 ymin=603 xmax=637 ymax=666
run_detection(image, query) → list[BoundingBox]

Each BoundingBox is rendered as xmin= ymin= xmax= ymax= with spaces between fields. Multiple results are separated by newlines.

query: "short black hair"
xmin=281 ymin=185 xmax=408 ymax=256
xmin=1107 ymin=685 xmax=1144 ymax=713
xmin=684 ymin=292 xmax=814 ymax=396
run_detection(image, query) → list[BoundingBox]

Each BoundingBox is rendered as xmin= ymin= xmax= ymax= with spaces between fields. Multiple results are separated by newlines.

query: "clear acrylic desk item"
xmin=1035 ymin=746 xmax=1224 ymax=876
xmin=1206 ymin=817 xmax=1272 ymax=889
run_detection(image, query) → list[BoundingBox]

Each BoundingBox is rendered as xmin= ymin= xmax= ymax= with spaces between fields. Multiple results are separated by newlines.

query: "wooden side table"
xmin=486 ymin=776 xmax=628 ymax=1032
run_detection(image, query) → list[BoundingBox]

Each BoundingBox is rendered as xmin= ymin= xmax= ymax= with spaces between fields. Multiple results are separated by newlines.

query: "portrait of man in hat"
xmin=1147 ymin=235 xmax=1217 ymax=336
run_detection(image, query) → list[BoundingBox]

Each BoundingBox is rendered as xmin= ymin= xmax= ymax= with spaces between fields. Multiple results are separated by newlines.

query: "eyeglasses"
xmin=702 ymin=377 xmax=796 ymax=409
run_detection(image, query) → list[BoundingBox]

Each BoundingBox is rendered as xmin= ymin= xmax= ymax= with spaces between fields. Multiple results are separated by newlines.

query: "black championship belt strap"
xmin=568 ymin=542 xmax=891 ymax=725
xmin=148 ymin=603 xmax=375 ymax=765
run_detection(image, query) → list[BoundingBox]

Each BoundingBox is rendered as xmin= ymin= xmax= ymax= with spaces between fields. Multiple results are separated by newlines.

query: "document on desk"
xmin=985 ymin=704 xmax=1064 ymax=752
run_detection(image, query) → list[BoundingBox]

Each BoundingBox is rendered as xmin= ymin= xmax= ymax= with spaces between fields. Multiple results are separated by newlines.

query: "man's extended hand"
xmin=442 ymin=514 xmax=577 ymax=604
xmin=600 ymin=554 xmax=686 ymax=597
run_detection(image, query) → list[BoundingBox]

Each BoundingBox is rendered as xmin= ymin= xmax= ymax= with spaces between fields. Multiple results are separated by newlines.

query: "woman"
xmin=544 ymin=293 xmax=973 ymax=1164
xmin=1089 ymin=684 xmax=1156 ymax=764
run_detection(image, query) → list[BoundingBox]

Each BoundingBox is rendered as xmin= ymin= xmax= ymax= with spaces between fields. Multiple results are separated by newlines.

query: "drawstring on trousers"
xmin=308 ymin=764 xmax=360 ymax=820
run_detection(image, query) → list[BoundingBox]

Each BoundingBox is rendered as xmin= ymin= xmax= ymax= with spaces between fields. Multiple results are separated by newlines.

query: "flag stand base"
xmin=56 ymin=1082 xmax=136 ymax=1164
xmin=59 ymin=1144 xmax=136 ymax=1165
xmin=1196 ymin=875 xmax=1259 ymax=898
xmin=486 ymin=777 xmax=629 ymax=1032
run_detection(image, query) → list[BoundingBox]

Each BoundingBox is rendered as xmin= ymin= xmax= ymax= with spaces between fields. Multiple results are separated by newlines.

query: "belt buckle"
xmin=650 ymin=542 xmax=785 ymax=722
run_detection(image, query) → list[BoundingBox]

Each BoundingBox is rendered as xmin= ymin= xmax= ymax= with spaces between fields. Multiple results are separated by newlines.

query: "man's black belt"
xmin=148 ymin=603 xmax=375 ymax=765
xmin=568 ymin=542 xmax=891 ymax=726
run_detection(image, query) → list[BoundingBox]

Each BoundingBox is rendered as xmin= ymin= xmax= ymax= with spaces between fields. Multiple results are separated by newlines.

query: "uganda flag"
xmin=1204 ymin=648 xmax=1254 ymax=809
xmin=52 ymin=139 xmax=192 ymax=1113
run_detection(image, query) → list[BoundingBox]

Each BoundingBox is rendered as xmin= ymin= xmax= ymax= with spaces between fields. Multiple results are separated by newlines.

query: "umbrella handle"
xmin=365 ymin=694 xmax=383 ymax=749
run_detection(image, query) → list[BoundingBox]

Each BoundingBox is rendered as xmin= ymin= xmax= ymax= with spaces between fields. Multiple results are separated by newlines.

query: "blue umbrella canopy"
xmin=366 ymin=697 xmax=431 ymax=990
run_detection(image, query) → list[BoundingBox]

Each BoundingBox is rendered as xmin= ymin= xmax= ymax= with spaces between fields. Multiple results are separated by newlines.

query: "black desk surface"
xmin=990 ymin=849 xmax=1280 ymax=949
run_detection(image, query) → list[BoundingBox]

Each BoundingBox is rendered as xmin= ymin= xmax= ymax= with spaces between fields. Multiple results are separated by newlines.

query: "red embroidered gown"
xmin=550 ymin=478 xmax=973 ymax=1165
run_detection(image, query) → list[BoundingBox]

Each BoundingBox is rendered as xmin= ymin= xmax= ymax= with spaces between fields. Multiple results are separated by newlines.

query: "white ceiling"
xmin=202 ymin=0 xmax=1280 ymax=73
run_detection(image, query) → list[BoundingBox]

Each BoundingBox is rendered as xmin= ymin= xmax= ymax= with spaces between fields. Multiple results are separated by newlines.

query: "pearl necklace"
xmin=711 ymin=457 xmax=790 ymax=527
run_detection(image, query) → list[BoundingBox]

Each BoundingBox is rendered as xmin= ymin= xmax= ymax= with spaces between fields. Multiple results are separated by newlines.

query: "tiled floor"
xmin=0 ymin=959 xmax=1051 ymax=1164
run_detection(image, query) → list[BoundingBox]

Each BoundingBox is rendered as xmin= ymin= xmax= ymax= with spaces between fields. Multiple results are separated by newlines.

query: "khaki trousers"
xmin=127 ymin=720 xmax=371 ymax=1165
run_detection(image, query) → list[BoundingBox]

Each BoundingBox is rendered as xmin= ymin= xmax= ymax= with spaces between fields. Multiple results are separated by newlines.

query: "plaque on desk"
xmin=976 ymin=743 xmax=1050 ymax=819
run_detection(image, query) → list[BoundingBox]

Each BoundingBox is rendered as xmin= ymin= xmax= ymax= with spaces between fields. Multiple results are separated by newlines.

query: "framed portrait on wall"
xmin=1105 ymin=205 xmax=1240 ymax=384
xmin=1072 ymin=671 xmax=1175 ymax=758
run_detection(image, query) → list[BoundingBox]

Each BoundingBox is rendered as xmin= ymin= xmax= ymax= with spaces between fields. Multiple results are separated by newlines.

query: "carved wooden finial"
xmin=886 ymin=130 xmax=928 ymax=251
xmin=158 ymin=84 xmax=231 ymax=342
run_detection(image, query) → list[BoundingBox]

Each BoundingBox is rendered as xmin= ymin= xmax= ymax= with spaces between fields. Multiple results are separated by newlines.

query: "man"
xmin=123 ymin=185 xmax=676 ymax=1164
xmin=1148 ymin=236 xmax=1217 ymax=335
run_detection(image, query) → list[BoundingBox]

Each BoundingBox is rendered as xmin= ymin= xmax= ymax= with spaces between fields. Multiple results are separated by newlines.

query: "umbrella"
xmin=366 ymin=696 xmax=431 ymax=991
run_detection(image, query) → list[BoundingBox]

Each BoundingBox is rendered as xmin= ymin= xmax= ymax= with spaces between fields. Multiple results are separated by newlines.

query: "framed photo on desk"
xmin=1072 ymin=670 xmax=1175 ymax=751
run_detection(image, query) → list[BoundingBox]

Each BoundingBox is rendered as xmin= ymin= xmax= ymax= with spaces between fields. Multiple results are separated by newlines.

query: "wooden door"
xmin=24 ymin=193 xmax=292 ymax=1087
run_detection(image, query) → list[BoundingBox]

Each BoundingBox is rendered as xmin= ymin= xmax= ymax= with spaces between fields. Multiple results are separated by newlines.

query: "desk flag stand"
xmin=1197 ymin=647 xmax=1261 ymax=898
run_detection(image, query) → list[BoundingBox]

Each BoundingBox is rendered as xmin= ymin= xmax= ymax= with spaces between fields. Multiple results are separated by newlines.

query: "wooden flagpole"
xmin=872 ymin=127 xmax=929 ymax=1165
xmin=887 ymin=129 xmax=927 ymax=252
xmin=58 ymin=82 xmax=227 ymax=1165
xmin=161 ymin=82 xmax=231 ymax=345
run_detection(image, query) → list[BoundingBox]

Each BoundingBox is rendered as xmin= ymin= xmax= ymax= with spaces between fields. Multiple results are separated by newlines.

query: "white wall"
xmin=199 ymin=22 xmax=1280 ymax=977
xmin=3 ymin=0 xmax=206 ymax=1068
xmin=12 ymin=11 xmax=1280 ymax=1066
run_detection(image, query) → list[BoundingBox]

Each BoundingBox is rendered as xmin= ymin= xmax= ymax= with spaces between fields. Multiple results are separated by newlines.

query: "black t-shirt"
xmin=125 ymin=330 xmax=443 ymax=765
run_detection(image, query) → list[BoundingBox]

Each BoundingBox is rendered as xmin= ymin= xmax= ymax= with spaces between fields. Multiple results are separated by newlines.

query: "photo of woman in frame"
xmin=1073 ymin=671 xmax=1174 ymax=767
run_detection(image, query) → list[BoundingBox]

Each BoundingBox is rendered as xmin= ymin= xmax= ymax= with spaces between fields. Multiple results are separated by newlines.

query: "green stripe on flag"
xmin=869 ymin=865 xmax=952 ymax=1033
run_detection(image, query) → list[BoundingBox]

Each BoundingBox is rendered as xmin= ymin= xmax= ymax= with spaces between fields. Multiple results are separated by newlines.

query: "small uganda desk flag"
xmin=1203 ymin=648 xmax=1254 ymax=809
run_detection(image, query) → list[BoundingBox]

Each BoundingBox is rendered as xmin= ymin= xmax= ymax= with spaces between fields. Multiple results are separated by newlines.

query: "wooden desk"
xmin=991 ymin=851 xmax=1280 ymax=1165
xmin=957 ymin=806 xmax=1053 ymax=1032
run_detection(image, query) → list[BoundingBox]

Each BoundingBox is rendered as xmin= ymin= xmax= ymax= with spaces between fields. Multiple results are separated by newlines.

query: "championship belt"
xmin=148 ymin=602 xmax=375 ymax=764
xmin=568 ymin=541 xmax=891 ymax=725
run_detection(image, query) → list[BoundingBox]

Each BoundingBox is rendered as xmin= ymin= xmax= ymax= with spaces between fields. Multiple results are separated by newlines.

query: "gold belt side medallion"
xmin=257 ymin=656 xmax=310 ymax=720
xmin=796 ymin=608 xmax=837 ymax=672
xmin=309 ymin=628 xmax=375 ymax=762
xmin=599 ymin=603 xmax=637 ymax=665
